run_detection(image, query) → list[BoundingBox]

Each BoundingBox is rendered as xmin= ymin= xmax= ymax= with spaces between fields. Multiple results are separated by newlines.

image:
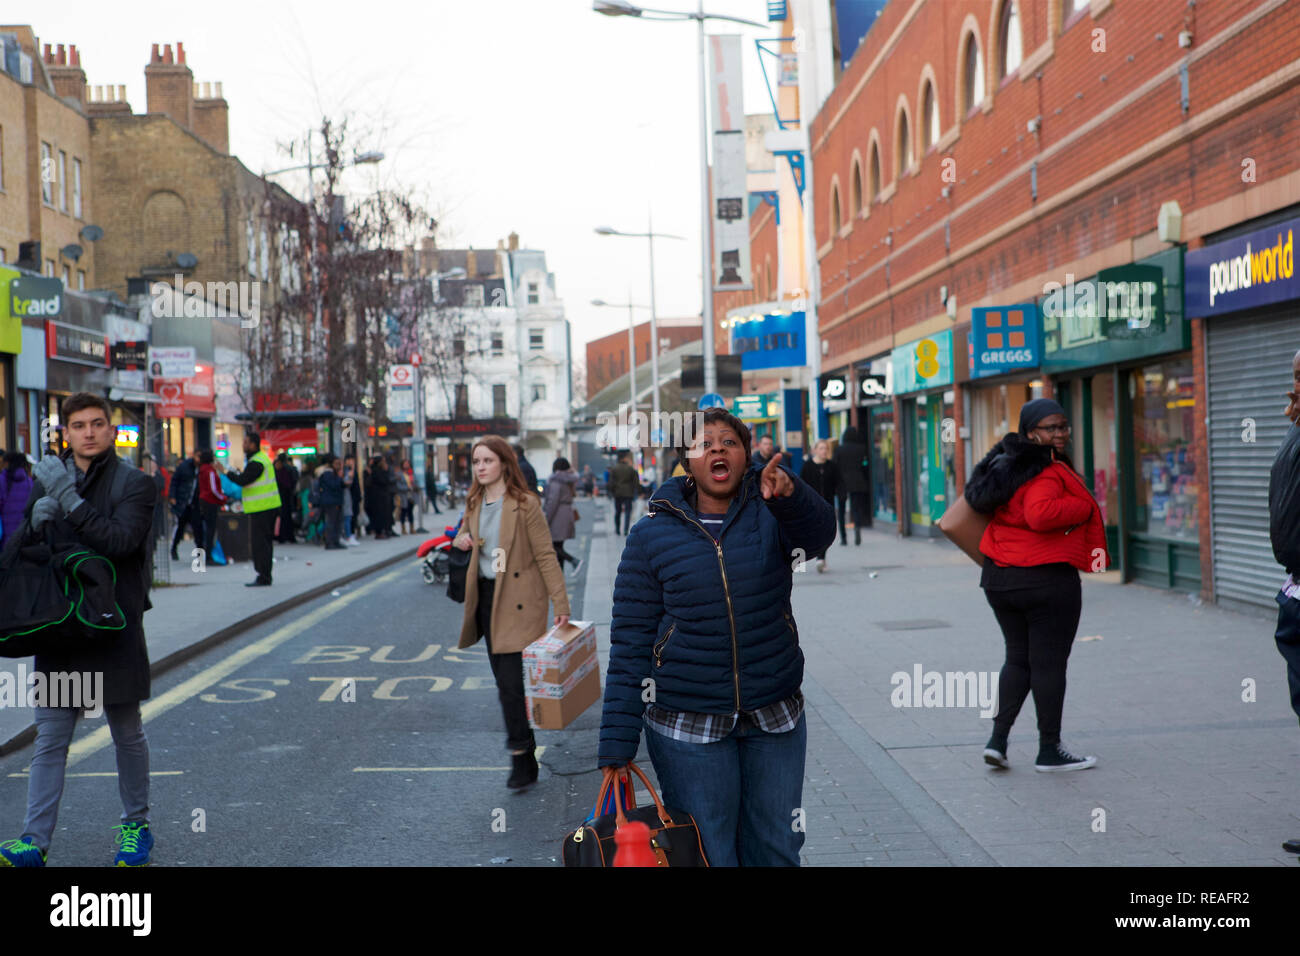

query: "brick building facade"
xmin=585 ymin=316 xmax=702 ymax=399
xmin=807 ymin=0 xmax=1299 ymax=605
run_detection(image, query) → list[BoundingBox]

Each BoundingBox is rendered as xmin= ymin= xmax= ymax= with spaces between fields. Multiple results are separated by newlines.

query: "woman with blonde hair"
xmin=453 ymin=435 xmax=571 ymax=789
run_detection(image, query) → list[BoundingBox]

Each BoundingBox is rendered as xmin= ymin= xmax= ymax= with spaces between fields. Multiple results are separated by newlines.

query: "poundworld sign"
xmin=1186 ymin=217 xmax=1297 ymax=316
xmin=10 ymin=276 xmax=63 ymax=318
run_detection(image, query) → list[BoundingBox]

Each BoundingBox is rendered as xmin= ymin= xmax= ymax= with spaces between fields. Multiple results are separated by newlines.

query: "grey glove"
xmin=33 ymin=454 xmax=83 ymax=514
xmin=30 ymin=495 xmax=64 ymax=531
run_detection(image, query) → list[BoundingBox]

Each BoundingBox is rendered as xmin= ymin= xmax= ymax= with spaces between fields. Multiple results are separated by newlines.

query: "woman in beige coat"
xmin=454 ymin=435 xmax=570 ymax=789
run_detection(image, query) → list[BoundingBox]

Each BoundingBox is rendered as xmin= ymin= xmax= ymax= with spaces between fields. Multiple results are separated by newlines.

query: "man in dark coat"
xmin=168 ymin=448 xmax=202 ymax=561
xmin=609 ymin=452 xmax=639 ymax=535
xmin=1270 ymin=349 xmax=1300 ymax=856
xmin=0 ymin=393 xmax=157 ymax=868
xmin=274 ymin=453 xmax=300 ymax=543
xmin=318 ymin=455 xmax=345 ymax=549
xmin=514 ymin=444 xmax=540 ymax=495
xmin=832 ymin=426 xmax=872 ymax=544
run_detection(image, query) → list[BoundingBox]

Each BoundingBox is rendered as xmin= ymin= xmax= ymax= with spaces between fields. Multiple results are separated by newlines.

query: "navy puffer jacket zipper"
xmin=597 ymin=464 xmax=837 ymax=766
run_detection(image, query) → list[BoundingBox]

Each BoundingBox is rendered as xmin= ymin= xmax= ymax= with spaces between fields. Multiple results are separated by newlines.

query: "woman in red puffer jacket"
xmin=963 ymin=399 xmax=1110 ymax=775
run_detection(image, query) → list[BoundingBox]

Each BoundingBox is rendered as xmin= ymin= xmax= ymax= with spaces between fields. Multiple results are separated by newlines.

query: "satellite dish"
xmin=79 ymin=224 xmax=104 ymax=242
xmin=175 ymin=253 xmax=198 ymax=269
xmin=60 ymin=243 xmax=84 ymax=261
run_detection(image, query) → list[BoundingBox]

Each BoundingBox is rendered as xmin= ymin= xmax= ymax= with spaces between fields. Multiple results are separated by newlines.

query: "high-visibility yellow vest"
xmin=240 ymin=449 xmax=282 ymax=513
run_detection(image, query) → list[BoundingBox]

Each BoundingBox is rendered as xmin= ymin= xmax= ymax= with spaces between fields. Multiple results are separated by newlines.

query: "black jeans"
xmin=613 ymin=496 xmax=634 ymax=534
xmin=835 ymin=494 xmax=848 ymax=543
xmin=477 ymin=578 xmax=535 ymax=753
xmin=1276 ymin=590 xmax=1300 ymax=723
xmin=983 ymin=574 xmax=1083 ymax=746
xmin=276 ymin=500 xmax=297 ymax=542
xmin=249 ymin=509 xmax=277 ymax=583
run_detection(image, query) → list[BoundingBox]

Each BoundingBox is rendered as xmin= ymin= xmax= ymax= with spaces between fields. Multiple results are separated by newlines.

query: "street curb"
xmin=0 ymin=546 xmax=419 ymax=757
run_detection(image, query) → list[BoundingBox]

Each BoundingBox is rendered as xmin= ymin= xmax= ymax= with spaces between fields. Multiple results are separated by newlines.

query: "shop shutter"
xmin=1206 ymin=309 xmax=1299 ymax=609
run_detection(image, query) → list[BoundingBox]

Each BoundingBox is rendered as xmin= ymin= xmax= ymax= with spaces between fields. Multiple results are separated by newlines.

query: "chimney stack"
xmin=192 ymin=75 xmax=230 ymax=154
xmin=146 ymin=41 xmax=194 ymax=129
xmin=508 ymin=231 xmax=520 ymax=251
xmin=44 ymin=40 xmax=87 ymax=109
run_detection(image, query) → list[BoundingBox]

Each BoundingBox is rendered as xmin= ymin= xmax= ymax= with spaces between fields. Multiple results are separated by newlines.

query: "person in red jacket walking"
xmin=963 ymin=399 xmax=1110 ymax=773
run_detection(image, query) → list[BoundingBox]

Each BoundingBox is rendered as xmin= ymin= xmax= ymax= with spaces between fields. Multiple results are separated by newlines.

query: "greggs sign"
xmin=1186 ymin=218 xmax=1298 ymax=316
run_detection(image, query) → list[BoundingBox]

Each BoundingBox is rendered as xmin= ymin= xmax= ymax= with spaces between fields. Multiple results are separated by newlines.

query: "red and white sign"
xmin=388 ymin=364 xmax=414 ymax=386
xmin=154 ymin=362 xmax=215 ymax=417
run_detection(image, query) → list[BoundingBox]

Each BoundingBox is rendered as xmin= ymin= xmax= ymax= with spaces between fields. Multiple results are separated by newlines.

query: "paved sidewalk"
xmin=579 ymin=497 xmax=1300 ymax=866
xmin=0 ymin=533 xmax=420 ymax=753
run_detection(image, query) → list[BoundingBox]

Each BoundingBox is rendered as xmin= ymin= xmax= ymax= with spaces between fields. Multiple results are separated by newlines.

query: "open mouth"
xmin=708 ymin=459 xmax=731 ymax=482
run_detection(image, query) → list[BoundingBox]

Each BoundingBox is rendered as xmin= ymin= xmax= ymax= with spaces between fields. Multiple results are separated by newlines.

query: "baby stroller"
xmin=417 ymin=524 xmax=459 ymax=585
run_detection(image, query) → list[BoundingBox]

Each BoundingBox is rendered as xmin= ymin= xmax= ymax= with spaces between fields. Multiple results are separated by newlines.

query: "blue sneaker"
xmin=0 ymin=837 xmax=46 ymax=867
xmin=113 ymin=822 xmax=154 ymax=867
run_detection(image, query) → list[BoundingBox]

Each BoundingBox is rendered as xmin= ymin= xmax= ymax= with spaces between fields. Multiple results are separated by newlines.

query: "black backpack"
xmin=0 ymin=458 xmax=131 ymax=658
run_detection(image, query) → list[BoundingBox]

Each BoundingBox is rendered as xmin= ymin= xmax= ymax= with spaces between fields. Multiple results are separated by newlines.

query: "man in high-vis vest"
xmin=221 ymin=431 xmax=282 ymax=587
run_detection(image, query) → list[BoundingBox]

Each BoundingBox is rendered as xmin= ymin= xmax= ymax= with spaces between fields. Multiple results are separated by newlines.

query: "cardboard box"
xmin=523 ymin=620 xmax=601 ymax=730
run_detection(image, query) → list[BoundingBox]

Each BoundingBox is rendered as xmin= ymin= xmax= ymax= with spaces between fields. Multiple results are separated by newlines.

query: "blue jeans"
xmin=644 ymin=711 xmax=806 ymax=867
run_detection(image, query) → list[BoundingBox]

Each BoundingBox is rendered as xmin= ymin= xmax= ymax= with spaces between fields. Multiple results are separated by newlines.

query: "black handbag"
xmin=562 ymin=762 xmax=710 ymax=867
xmin=0 ymin=520 xmax=127 ymax=658
xmin=446 ymin=545 xmax=471 ymax=603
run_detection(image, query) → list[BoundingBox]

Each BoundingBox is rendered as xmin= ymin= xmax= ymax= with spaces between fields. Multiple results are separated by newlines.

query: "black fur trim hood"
xmin=963 ymin=432 xmax=1055 ymax=515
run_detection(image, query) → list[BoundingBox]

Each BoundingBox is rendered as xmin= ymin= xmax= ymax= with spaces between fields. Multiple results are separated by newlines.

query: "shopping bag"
xmin=210 ymin=537 xmax=227 ymax=566
xmin=937 ymin=493 xmax=991 ymax=567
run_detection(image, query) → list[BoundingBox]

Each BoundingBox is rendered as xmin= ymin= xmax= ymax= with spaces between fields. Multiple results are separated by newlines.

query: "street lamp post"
xmin=595 ymin=221 xmax=684 ymax=453
xmin=592 ymin=297 xmax=651 ymax=477
xmin=594 ymin=1 xmax=766 ymax=396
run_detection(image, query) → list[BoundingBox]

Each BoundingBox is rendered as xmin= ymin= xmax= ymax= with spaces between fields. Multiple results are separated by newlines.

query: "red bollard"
xmin=613 ymin=821 xmax=659 ymax=867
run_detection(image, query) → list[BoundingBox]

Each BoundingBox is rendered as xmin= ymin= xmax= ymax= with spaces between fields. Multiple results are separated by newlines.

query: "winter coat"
xmin=597 ymin=464 xmax=837 ymax=766
xmin=29 ymin=450 xmax=157 ymax=705
xmin=833 ymin=430 xmax=870 ymax=495
xmin=0 ymin=467 xmax=34 ymax=547
xmin=517 ymin=455 xmax=540 ymax=495
xmin=1270 ymin=423 xmax=1300 ymax=577
xmin=318 ymin=468 xmax=344 ymax=508
xmin=751 ymin=449 xmax=779 ymax=470
xmin=197 ymin=463 xmax=228 ymax=506
xmin=457 ymin=491 xmax=571 ymax=655
xmin=609 ymin=462 xmax=639 ymax=498
xmin=543 ymin=470 xmax=580 ymax=540
xmin=964 ymin=432 xmax=1110 ymax=572
xmin=798 ymin=458 xmax=839 ymax=503
xmin=169 ymin=457 xmax=198 ymax=514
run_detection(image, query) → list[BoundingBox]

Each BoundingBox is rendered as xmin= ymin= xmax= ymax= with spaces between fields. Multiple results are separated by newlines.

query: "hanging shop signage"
xmin=891 ymin=329 xmax=953 ymax=394
xmin=153 ymin=362 xmax=214 ymax=417
xmin=732 ymin=392 xmax=779 ymax=421
xmin=856 ymin=356 xmax=894 ymax=405
xmin=10 ymin=275 xmax=63 ymax=318
xmin=729 ymin=311 xmax=806 ymax=370
xmin=0 ymin=266 xmax=28 ymax=353
xmin=819 ymin=371 xmax=851 ymax=412
xmin=1185 ymin=217 xmax=1298 ymax=316
xmin=969 ymin=304 xmax=1042 ymax=378
xmin=111 ymin=341 xmax=149 ymax=370
xmin=45 ymin=320 xmax=109 ymax=368
xmin=114 ymin=424 xmax=140 ymax=448
xmin=709 ymin=34 xmax=751 ymax=292
xmin=1040 ymin=248 xmax=1187 ymax=372
xmin=148 ymin=346 xmax=196 ymax=380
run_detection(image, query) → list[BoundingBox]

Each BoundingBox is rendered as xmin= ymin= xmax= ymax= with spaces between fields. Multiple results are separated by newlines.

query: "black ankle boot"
xmin=855 ymin=527 xmax=862 ymax=545
xmin=506 ymin=749 xmax=538 ymax=790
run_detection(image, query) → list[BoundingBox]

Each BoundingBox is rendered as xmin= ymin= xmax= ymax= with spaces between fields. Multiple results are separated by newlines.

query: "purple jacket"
xmin=0 ymin=467 xmax=34 ymax=546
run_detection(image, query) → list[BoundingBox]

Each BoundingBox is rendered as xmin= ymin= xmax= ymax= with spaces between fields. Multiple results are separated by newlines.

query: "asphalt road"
xmin=0 ymin=526 xmax=603 ymax=867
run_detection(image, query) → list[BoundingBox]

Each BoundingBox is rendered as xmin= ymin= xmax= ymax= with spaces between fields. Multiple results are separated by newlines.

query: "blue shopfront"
xmin=892 ymin=329 xmax=956 ymax=536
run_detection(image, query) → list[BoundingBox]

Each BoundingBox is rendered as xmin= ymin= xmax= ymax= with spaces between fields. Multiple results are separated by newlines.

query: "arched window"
xmin=830 ymin=183 xmax=842 ymax=234
xmin=896 ymin=107 xmax=913 ymax=177
xmin=851 ymin=159 xmax=863 ymax=215
xmin=922 ymin=82 xmax=939 ymax=150
xmin=963 ymin=32 xmax=985 ymax=113
xmin=869 ymin=142 xmax=882 ymax=199
xmin=999 ymin=1 xmax=1023 ymax=79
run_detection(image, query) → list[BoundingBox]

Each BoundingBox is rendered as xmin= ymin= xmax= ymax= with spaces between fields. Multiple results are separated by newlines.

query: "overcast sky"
xmin=34 ymin=0 xmax=780 ymax=354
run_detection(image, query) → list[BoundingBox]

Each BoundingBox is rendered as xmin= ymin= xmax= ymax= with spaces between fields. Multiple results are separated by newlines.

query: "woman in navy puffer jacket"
xmin=598 ymin=408 xmax=836 ymax=866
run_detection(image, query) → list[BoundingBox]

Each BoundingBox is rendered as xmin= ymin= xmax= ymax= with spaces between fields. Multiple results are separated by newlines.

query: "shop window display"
xmin=1131 ymin=360 xmax=1197 ymax=538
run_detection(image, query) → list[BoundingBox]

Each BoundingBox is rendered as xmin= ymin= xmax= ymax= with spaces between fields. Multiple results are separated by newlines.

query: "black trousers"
xmin=276 ymin=500 xmax=297 ymax=542
xmin=613 ymin=496 xmax=634 ymax=534
xmin=476 ymin=578 xmax=534 ymax=753
xmin=553 ymin=540 xmax=576 ymax=568
xmin=984 ymin=575 xmax=1083 ymax=745
xmin=1276 ymin=590 xmax=1300 ymax=723
xmin=199 ymin=501 xmax=220 ymax=560
xmin=249 ymin=509 xmax=277 ymax=583
xmin=323 ymin=505 xmax=342 ymax=548
xmin=172 ymin=502 xmax=203 ymax=554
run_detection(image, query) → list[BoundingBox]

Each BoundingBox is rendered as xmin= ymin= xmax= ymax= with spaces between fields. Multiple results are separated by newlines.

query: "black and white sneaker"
xmin=569 ymin=558 xmax=584 ymax=577
xmin=1034 ymin=744 xmax=1097 ymax=772
xmin=983 ymin=747 xmax=1010 ymax=769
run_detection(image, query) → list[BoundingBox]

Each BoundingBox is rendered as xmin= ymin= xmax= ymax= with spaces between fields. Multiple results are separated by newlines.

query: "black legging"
xmin=199 ymin=501 xmax=220 ymax=561
xmin=984 ymin=575 xmax=1083 ymax=746
xmin=477 ymin=577 xmax=534 ymax=753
